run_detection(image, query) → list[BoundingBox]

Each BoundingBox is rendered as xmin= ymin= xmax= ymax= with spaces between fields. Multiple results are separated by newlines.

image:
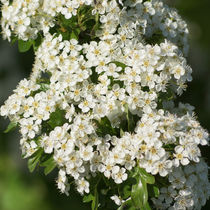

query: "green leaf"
xmin=70 ymin=30 xmax=78 ymax=40
xmin=4 ymin=121 xmax=17 ymax=133
xmin=70 ymin=28 xmax=80 ymax=40
xmin=33 ymin=34 xmax=42 ymax=51
xmin=40 ymin=155 xmax=57 ymax=175
xmin=111 ymin=61 xmax=127 ymax=70
xmin=142 ymin=202 xmax=152 ymax=210
xmin=18 ymin=39 xmax=34 ymax=52
xmin=130 ymin=167 xmax=154 ymax=209
xmin=84 ymin=175 xmax=101 ymax=210
xmin=90 ymin=68 xmax=99 ymax=84
xmin=148 ymin=185 xmax=159 ymax=198
xmin=122 ymin=184 xmax=131 ymax=199
xmin=83 ymin=194 xmax=94 ymax=203
xmin=11 ymin=36 xmax=18 ymax=45
xmin=131 ymin=175 xmax=148 ymax=209
xmin=138 ymin=168 xmax=155 ymax=185
xmin=83 ymin=183 xmax=99 ymax=209
xmin=94 ymin=116 xmax=118 ymax=137
xmin=27 ymin=149 xmax=43 ymax=173
xmin=48 ymin=108 xmax=67 ymax=129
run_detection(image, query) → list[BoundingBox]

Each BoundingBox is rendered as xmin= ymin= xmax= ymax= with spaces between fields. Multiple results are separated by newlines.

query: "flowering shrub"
xmin=1 ymin=0 xmax=210 ymax=209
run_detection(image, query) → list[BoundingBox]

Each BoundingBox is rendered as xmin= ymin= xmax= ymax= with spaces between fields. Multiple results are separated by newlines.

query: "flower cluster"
xmin=152 ymin=160 xmax=210 ymax=209
xmin=1 ymin=0 xmax=189 ymax=53
xmin=0 ymin=0 xmax=209 ymax=209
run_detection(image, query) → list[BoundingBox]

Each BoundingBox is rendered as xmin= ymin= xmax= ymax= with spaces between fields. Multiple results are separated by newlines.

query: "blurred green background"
xmin=0 ymin=0 xmax=210 ymax=209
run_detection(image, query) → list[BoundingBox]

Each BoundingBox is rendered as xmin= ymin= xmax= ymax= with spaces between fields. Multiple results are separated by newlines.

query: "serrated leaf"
xmin=27 ymin=149 xmax=43 ymax=173
xmin=40 ymin=155 xmax=57 ymax=175
xmin=4 ymin=121 xmax=17 ymax=133
xmin=18 ymin=39 xmax=34 ymax=52
xmin=48 ymin=108 xmax=67 ymax=129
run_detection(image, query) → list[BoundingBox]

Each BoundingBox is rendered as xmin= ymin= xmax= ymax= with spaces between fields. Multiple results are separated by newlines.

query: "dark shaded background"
xmin=0 ymin=0 xmax=209 ymax=209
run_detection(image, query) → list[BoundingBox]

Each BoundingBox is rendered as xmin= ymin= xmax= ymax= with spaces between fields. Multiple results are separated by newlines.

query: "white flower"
xmin=57 ymin=169 xmax=70 ymax=195
xmin=110 ymin=195 xmax=123 ymax=206
xmin=151 ymin=157 xmax=172 ymax=177
xmin=76 ymin=178 xmax=90 ymax=195
xmin=172 ymin=64 xmax=185 ymax=79
xmin=173 ymin=146 xmax=190 ymax=167
xmin=40 ymin=135 xmax=54 ymax=154
xmin=78 ymin=95 xmax=95 ymax=113
xmin=112 ymin=166 xmax=128 ymax=184
xmin=185 ymin=144 xmax=200 ymax=162
xmin=80 ymin=145 xmax=94 ymax=161
xmin=20 ymin=117 xmax=39 ymax=139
